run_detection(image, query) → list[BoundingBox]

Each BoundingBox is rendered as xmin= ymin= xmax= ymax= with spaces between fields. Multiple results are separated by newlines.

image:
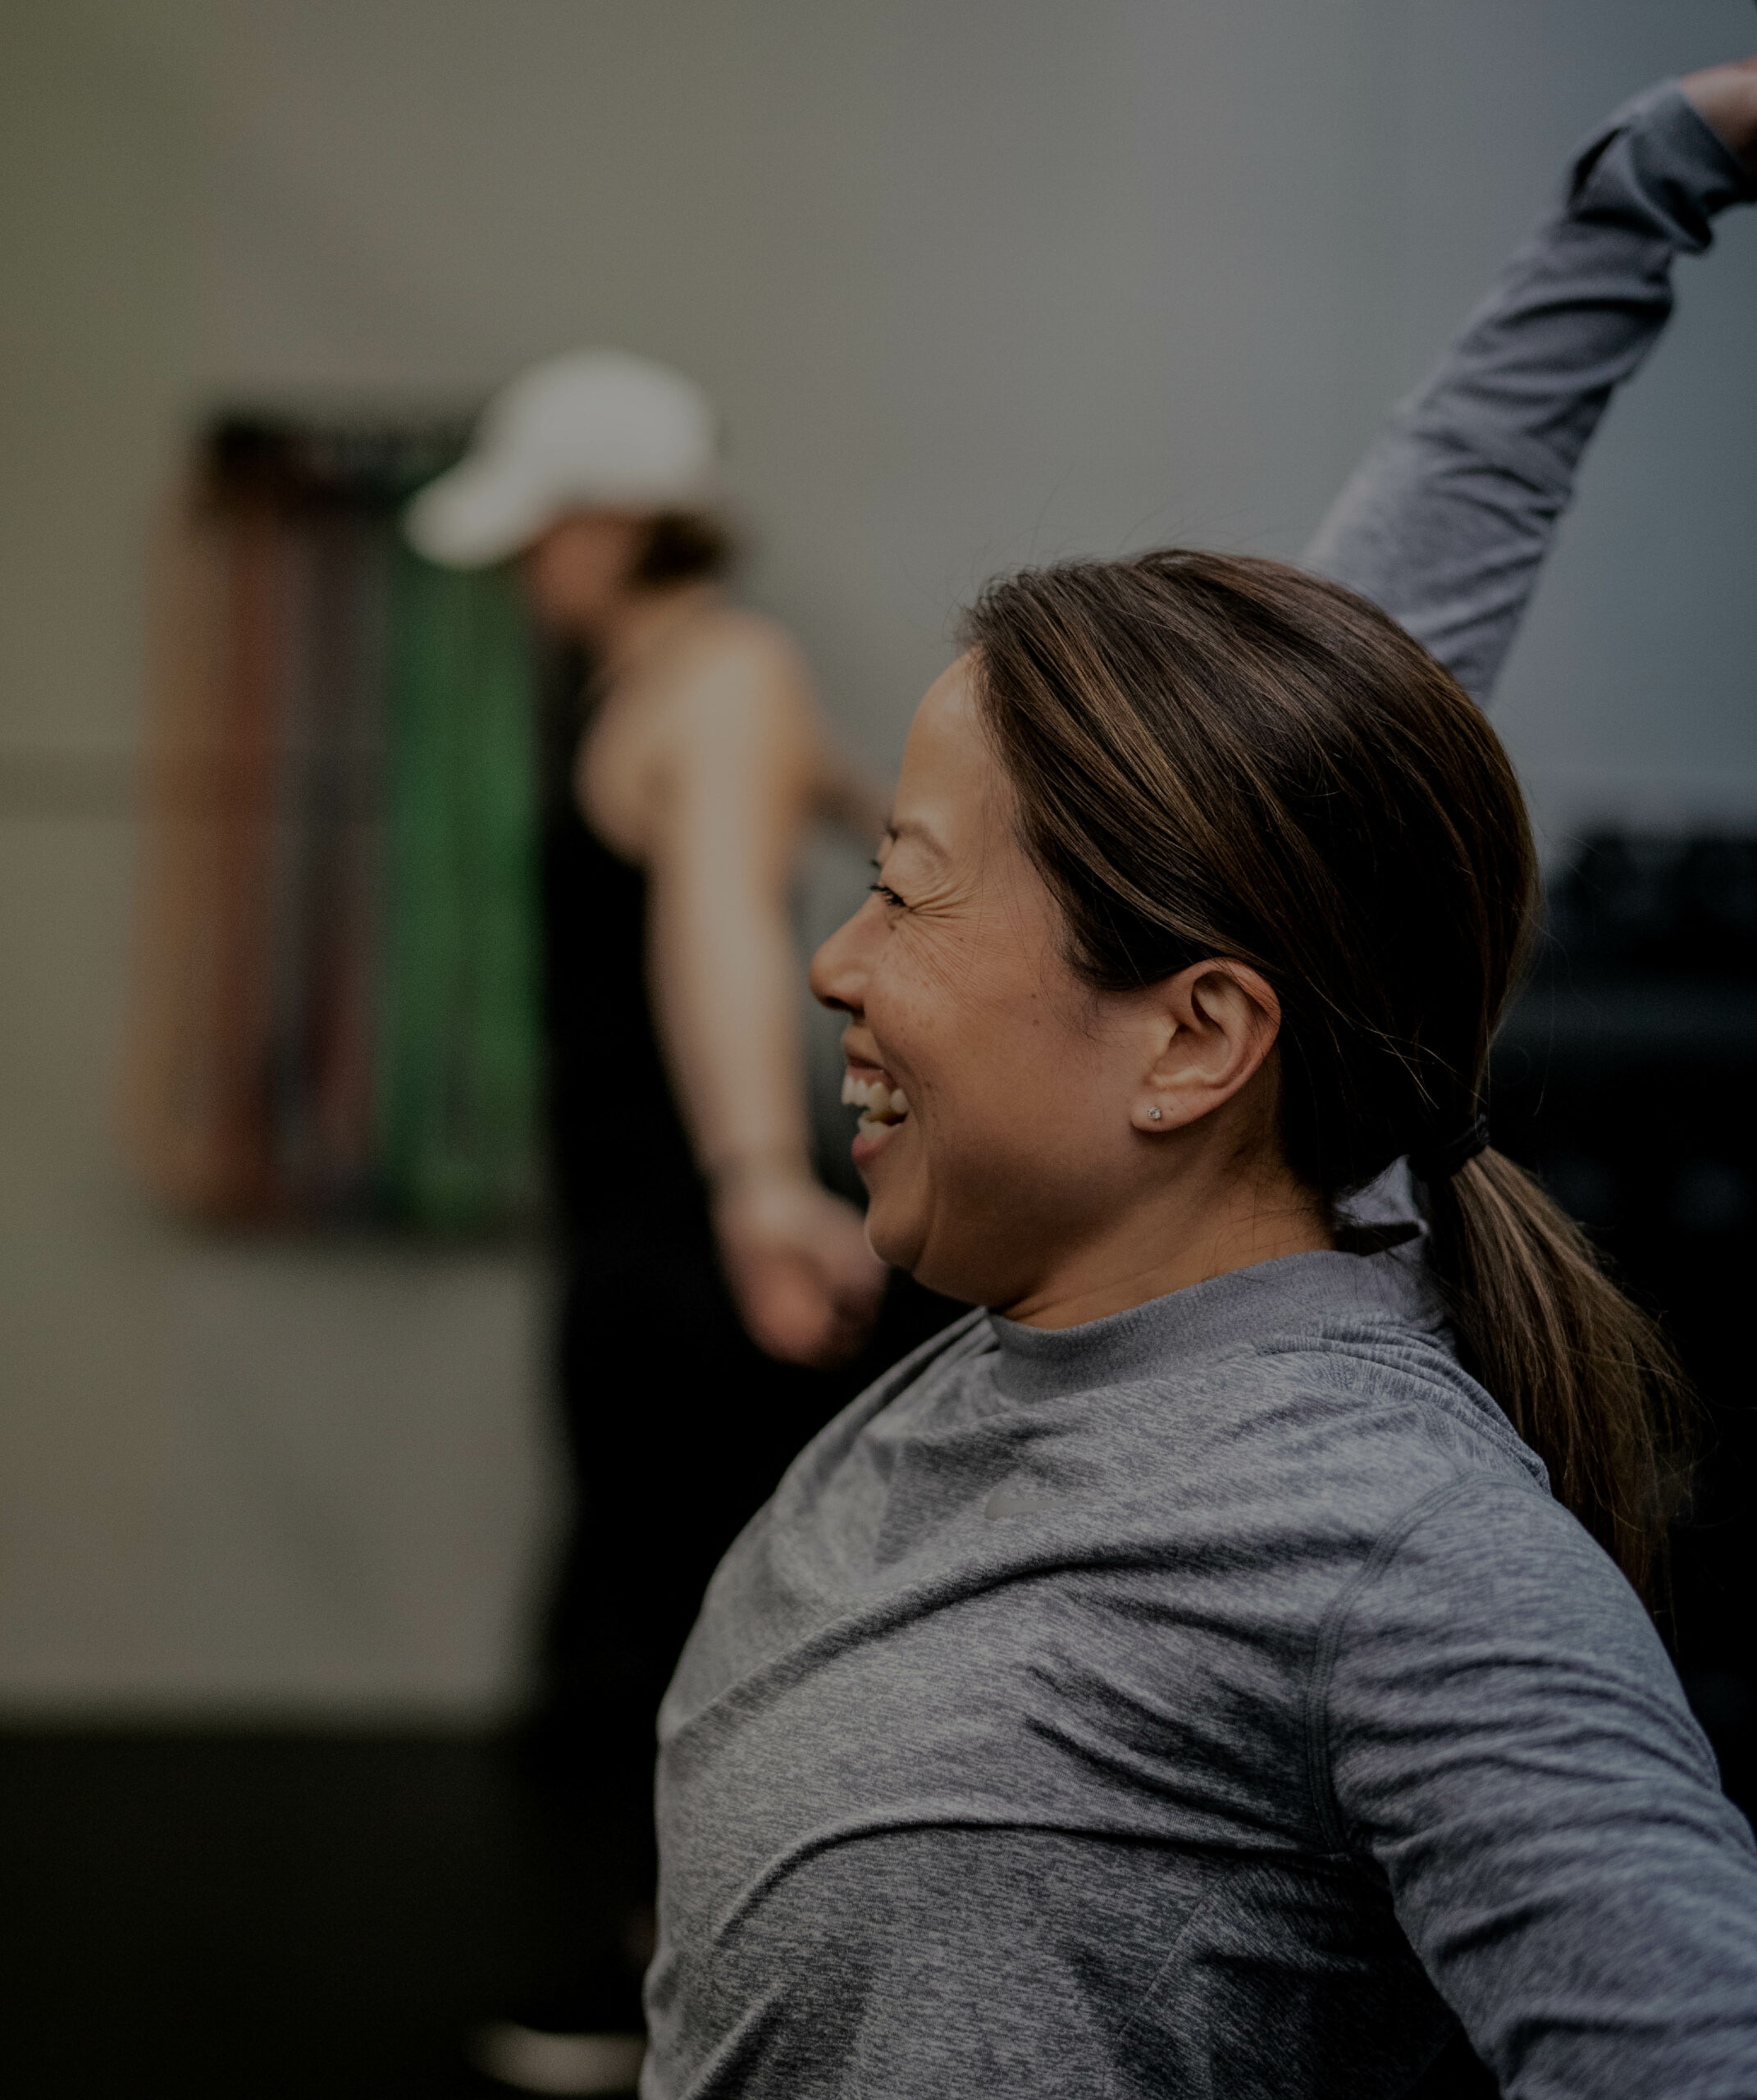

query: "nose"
xmin=810 ymin=892 xmax=881 ymax=1016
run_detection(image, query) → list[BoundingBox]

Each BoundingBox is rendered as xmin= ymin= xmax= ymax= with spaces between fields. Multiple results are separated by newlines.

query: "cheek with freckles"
xmin=859 ymin=939 xmax=1124 ymax=1299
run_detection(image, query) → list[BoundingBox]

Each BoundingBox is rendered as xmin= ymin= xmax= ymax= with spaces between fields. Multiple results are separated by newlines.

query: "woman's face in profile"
xmin=522 ymin=510 xmax=650 ymax=635
xmin=810 ymin=655 xmax=1162 ymax=1312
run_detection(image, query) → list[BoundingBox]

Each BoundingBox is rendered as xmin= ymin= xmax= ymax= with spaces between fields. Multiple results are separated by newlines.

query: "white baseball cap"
xmin=404 ymin=349 xmax=720 ymax=568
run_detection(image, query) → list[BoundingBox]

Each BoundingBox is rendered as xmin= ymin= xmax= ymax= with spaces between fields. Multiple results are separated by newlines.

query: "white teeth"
xmin=843 ymin=1071 xmax=910 ymax=1125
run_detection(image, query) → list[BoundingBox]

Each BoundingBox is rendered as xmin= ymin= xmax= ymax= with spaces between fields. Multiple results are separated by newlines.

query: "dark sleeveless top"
xmin=541 ymin=654 xmax=702 ymax=1234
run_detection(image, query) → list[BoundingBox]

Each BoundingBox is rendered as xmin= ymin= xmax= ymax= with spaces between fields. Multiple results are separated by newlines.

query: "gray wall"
xmin=3 ymin=0 xmax=1754 ymax=1717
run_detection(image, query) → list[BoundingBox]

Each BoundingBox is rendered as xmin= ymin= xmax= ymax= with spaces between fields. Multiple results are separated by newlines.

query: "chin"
xmin=869 ymin=1203 xmax=1000 ymax=1309
xmin=863 ymin=1193 xmax=926 ymax=1279
xmin=864 ymin=1144 xmax=1038 ymax=1307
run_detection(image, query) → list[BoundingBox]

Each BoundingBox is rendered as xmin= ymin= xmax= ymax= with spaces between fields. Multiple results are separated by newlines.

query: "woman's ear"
xmin=1129 ymin=961 xmax=1282 ymax=1135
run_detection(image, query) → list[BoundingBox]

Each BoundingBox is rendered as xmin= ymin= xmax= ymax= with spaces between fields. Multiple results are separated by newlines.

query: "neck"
xmin=1002 ymin=1147 xmax=1333 ymax=1332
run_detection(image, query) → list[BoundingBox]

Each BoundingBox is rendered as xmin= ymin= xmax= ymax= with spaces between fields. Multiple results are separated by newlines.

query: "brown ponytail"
xmin=1424 ymin=1152 xmax=1691 ymax=1605
xmin=965 ymin=549 xmax=1692 ymax=1607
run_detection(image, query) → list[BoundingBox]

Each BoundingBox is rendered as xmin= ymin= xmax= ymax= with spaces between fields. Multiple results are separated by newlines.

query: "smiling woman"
xmin=634 ymin=59 xmax=1757 ymax=2100
xmin=642 ymin=548 xmax=1757 ymax=2100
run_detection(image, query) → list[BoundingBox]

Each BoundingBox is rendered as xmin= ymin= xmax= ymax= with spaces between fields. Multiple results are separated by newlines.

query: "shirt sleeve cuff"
xmin=1566 ymin=80 xmax=1757 ymax=249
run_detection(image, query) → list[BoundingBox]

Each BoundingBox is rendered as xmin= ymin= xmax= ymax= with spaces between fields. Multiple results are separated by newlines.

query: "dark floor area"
xmin=0 ymin=1729 xmax=640 ymax=2099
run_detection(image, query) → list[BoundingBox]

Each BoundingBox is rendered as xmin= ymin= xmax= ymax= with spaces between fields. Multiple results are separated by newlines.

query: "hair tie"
xmin=1410 ymin=1111 xmax=1490 ymax=1185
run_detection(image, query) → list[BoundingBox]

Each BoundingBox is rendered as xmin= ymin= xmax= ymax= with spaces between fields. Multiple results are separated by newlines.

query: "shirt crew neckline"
xmin=984 ymin=1243 xmax=1445 ymax=1405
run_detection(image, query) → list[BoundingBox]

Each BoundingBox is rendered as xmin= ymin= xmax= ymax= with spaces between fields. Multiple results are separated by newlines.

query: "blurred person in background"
xmin=641 ymin=56 xmax=1757 ymax=2100
xmin=406 ymin=350 xmax=951 ymax=2092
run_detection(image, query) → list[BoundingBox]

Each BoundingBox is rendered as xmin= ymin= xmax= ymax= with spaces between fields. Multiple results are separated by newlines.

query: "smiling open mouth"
xmin=842 ymin=1071 xmax=910 ymax=1134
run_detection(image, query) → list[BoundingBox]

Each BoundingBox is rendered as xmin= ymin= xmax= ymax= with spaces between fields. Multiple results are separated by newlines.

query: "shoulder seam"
xmin=1301 ymin=1475 xmax=1478 ymax=1855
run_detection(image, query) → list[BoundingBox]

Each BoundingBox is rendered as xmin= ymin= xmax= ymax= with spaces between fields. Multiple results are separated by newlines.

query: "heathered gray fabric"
xmin=647 ymin=1247 xmax=1757 ymax=2098
xmin=1305 ymin=82 xmax=1757 ymax=704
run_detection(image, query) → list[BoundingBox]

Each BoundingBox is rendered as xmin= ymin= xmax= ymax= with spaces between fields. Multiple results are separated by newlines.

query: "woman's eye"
xmin=868 ymin=880 xmax=906 ymax=909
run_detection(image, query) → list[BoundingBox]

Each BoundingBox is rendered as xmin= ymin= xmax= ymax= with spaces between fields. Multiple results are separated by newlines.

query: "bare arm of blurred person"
xmin=586 ymin=609 xmax=886 ymax=1367
xmin=1306 ymin=58 xmax=1757 ymax=703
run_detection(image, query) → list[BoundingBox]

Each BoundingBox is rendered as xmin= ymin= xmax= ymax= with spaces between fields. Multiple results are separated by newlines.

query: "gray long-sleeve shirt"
xmin=646 ymin=84 xmax=1757 ymax=2100
xmin=649 ymin=1253 xmax=1757 ymax=2097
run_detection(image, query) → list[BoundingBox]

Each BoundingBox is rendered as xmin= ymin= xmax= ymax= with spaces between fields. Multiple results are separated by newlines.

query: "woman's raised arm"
xmin=1305 ymin=63 xmax=1757 ymax=705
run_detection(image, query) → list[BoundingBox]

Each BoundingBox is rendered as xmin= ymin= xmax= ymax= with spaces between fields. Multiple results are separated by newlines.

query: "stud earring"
xmin=1147 ymin=1107 xmax=1162 ymax=1121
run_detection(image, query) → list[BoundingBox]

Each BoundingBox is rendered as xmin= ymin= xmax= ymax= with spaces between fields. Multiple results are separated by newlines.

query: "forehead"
xmin=892 ymin=656 xmax=994 ymax=845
